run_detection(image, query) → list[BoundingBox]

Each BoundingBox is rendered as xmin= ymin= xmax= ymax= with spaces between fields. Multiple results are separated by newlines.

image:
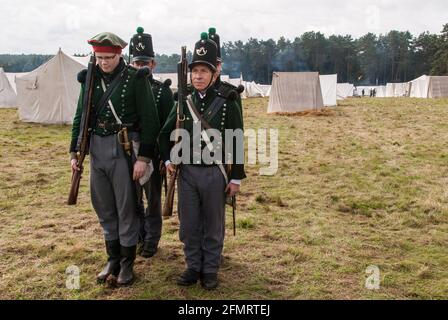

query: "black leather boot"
xmin=97 ymin=240 xmax=121 ymax=284
xmin=141 ymin=241 xmax=158 ymax=258
xmin=176 ymin=269 xmax=200 ymax=286
xmin=117 ymin=245 xmax=136 ymax=286
xmin=200 ymin=273 xmax=219 ymax=290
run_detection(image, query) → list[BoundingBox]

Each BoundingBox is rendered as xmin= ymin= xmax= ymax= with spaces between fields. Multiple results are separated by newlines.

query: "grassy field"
xmin=0 ymin=97 xmax=448 ymax=299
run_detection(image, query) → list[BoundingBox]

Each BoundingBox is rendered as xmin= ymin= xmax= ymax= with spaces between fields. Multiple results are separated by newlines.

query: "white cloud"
xmin=0 ymin=0 xmax=446 ymax=54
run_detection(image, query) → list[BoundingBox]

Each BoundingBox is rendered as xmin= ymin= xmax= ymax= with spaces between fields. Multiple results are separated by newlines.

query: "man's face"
xmin=95 ymin=53 xmax=121 ymax=73
xmin=132 ymin=59 xmax=156 ymax=70
xmin=191 ymin=64 xmax=214 ymax=92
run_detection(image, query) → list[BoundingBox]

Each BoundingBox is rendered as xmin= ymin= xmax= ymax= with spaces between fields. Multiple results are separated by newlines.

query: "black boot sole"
xmin=117 ymin=273 xmax=136 ymax=286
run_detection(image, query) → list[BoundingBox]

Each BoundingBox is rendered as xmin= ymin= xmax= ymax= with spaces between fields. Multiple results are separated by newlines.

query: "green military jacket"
xmin=214 ymin=78 xmax=244 ymax=126
xmin=148 ymin=75 xmax=175 ymax=127
xmin=159 ymin=86 xmax=246 ymax=180
xmin=70 ymin=59 xmax=160 ymax=160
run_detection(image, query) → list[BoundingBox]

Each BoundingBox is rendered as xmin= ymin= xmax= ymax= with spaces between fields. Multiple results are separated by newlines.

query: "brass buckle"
xmin=98 ymin=122 xmax=106 ymax=129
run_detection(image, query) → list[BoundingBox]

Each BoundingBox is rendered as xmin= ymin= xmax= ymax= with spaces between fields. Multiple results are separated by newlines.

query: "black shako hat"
xmin=129 ymin=27 xmax=154 ymax=62
xmin=188 ymin=32 xmax=218 ymax=72
xmin=208 ymin=27 xmax=221 ymax=62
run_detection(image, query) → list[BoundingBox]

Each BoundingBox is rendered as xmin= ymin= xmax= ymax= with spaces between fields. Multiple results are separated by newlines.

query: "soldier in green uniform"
xmin=128 ymin=27 xmax=175 ymax=258
xmin=159 ymin=33 xmax=246 ymax=290
xmin=70 ymin=32 xmax=160 ymax=286
xmin=208 ymin=27 xmax=244 ymax=124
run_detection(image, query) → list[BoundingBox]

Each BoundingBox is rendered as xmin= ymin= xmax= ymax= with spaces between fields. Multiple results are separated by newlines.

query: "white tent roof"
xmin=319 ymin=74 xmax=337 ymax=106
xmin=15 ymin=49 xmax=86 ymax=124
xmin=0 ymin=68 xmax=18 ymax=108
xmin=242 ymin=81 xmax=265 ymax=98
xmin=336 ymin=83 xmax=354 ymax=100
xmin=5 ymin=72 xmax=28 ymax=93
xmin=267 ymin=72 xmax=324 ymax=113
xmin=409 ymin=75 xmax=429 ymax=98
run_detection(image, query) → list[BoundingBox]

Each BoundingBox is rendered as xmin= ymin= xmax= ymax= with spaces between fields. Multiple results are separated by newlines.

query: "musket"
xmin=67 ymin=55 xmax=96 ymax=205
xmin=162 ymin=46 xmax=187 ymax=218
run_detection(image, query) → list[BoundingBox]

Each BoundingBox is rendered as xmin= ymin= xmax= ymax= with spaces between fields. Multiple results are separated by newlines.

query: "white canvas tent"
xmin=228 ymin=74 xmax=243 ymax=88
xmin=319 ymin=74 xmax=337 ymax=106
xmin=337 ymin=83 xmax=354 ymax=100
xmin=5 ymin=72 xmax=28 ymax=93
xmin=409 ymin=75 xmax=429 ymax=98
xmin=408 ymin=75 xmax=448 ymax=98
xmin=220 ymin=75 xmax=230 ymax=83
xmin=153 ymin=73 xmax=179 ymax=89
xmin=153 ymin=72 xmax=196 ymax=90
xmin=0 ymin=68 xmax=17 ymax=107
xmin=386 ymin=82 xmax=409 ymax=97
xmin=242 ymin=81 xmax=265 ymax=98
xmin=427 ymin=76 xmax=448 ymax=98
xmin=375 ymin=85 xmax=387 ymax=98
xmin=15 ymin=49 xmax=86 ymax=124
xmin=259 ymin=84 xmax=271 ymax=97
xmin=267 ymin=72 xmax=324 ymax=113
xmin=385 ymin=83 xmax=395 ymax=97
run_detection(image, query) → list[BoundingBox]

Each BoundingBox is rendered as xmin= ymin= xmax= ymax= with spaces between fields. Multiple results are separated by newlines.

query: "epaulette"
xmin=220 ymin=81 xmax=244 ymax=94
xmin=135 ymin=66 xmax=150 ymax=78
xmin=163 ymin=78 xmax=172 ymax=87
xmin=215 ymin=81 xmax=241 ymax=101
xmin=77 ymin=69 xmax=87 ymax=83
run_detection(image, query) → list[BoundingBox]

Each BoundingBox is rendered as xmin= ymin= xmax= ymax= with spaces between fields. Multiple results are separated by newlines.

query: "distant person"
xmin=362 ymin=89 xmax=365 ymax=97
xmin=373 ymin=88 xmax=377 ymax=97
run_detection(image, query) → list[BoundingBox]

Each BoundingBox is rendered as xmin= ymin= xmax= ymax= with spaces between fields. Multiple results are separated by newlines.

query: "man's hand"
xmin=166 ymin=163 xmax=176 ymax=176
xmin=133 ymin=160 xmax=147 ymax=181
xmin=225 ymin=183 xmax=240 ymax=197
xmin=71 ymin=159 xmax=80 ymax=173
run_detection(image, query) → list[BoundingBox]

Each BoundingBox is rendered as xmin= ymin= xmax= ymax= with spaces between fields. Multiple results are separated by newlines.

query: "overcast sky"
xmin=1 ymin=0 xmax=447 ymax=55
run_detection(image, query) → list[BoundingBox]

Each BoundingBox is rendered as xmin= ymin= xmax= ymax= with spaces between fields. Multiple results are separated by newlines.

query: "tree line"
xmin=220 ymin=23 xmax=448 ymax=84
xmin=1 ymin=23 xmax=447 ymax=85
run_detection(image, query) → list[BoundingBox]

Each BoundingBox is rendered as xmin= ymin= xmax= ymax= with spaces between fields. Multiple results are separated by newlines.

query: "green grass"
xmin=0 ymin=96 xmax=448 ymax=299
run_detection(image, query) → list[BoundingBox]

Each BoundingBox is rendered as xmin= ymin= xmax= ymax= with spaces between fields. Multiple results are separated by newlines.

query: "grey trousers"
xmin=178 ymin=164 xmax=226 ymax=274
xmin=89 ymin=134 xmax=139 ymax=247
xmin=137 ymin=159 xmax=162 ymax=247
